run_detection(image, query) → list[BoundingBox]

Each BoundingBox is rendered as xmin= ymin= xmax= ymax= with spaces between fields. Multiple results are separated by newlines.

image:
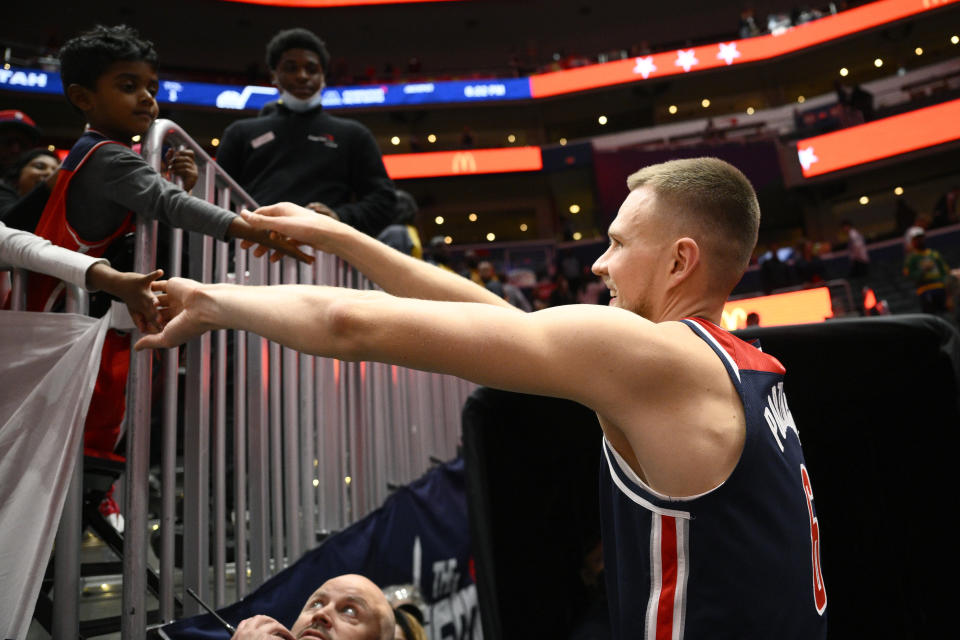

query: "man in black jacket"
xmin=217 ymin=29 xmax=396 ymax=237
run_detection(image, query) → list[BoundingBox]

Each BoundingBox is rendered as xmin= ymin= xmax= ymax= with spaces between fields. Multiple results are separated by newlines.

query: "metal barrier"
xmin=110 ymin=120 xmax=475 ymax=635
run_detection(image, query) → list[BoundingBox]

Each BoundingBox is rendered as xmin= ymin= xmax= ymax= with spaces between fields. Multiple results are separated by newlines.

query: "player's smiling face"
xmin=81 ymin=60 xmax=159 ymax=141
xmin=273 ymin=48 xmax=325 ymax=99
xmin=592 ymin=186 xmax=673 ymax=320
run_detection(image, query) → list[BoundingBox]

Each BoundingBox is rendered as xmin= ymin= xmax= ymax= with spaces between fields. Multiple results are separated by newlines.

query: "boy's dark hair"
xmin=58 ymin=24 xmax=157 ymax=98
xmin=266 ymin=28 xmax=330 ymax=71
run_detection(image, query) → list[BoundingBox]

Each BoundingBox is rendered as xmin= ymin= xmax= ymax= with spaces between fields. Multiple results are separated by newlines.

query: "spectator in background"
xmin=217 ymin=28 xmax=396 ymax=237
xmin=0 ymin=149 xmax=59 ymax=224
xmin=793 ymin=239 xmax=826 ymax=285
xmin=0 ymin=110 xmax=40 ymax=177
xmin=759 ymin=244 xmax=791 ymax=294
xmin=477 ymin=260 xmax=504 ymax=298
xmin=931 ymin=185 xmax=959 ymax=228
xmin=903 ymin=227 xmax=951 ymax=314
xmin=499 ymin=271 xmax=532 ymax=312
xmin=746 ymin=312 xmax=760 ymax=327
xmin=377 ymin=190 xmax=422 ymax=258
xmin=424 ymin=236 xmax=455 ymax=273
xmin=840 ymin=220 xmax=869 ymax=278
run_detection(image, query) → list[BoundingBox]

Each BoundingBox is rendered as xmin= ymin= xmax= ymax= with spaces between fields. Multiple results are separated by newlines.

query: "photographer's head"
xmin=290 ymin=574 xmax=395 ymax=640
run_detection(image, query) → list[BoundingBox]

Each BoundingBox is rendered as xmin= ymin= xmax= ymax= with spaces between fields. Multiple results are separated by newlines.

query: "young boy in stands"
xmin=28 ymin=25 xmax=307 ymax=517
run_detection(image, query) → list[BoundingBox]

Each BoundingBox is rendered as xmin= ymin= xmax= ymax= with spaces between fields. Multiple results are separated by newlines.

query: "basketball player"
xmin=138 ymin=158 xmax=827 ymax=639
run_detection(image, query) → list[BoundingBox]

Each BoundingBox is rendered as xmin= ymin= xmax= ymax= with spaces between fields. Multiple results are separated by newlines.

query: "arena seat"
xmin=462 ymin=314 xmax=960 ymax=639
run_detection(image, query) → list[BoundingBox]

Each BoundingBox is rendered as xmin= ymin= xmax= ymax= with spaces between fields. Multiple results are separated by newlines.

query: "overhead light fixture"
xmin=914 ymin=47 xmax=924 ymax=56
xmin=840 ymin=67 xmax=849 ymax=76
xmin=598 ymin=115 xmax=608 ymax=125
xmin=435 ymin=216 xmax=444 ymax=225
xmin=797 ymin=96 xmax=806 ymax=103
xmin=507 ymin=133 xmax=516 ymax=143
xmin=569 ymin=204 xmax=581 ymax=214
xmin=520 ymin=223 xmax=528 ymax=232
xmin=427 ymin=134 xmax=437 ymax=143
xmin=390 ymin=136 xmax=400 ymax=145
xmin=874 ymin=58 xmax=883 ymax=68
xmin=559 ymin=137 xmax=568 ymax=145
xmin=47 ymin=144 xmax=56 ymax=151
xmin=951 ymin=35 xmax=959 ymax=45
xmin=572 ymin=231 xmax=583 ymax=241
xmin=746 ymin=107 xmax=755 ymax=115
xmin=211 ymin=138 xmax=220 ymax=147
xmin=444 ymin=236 xmax=452 ymax=244
xmin=859 ymin=196 xmax=869 ymax=205
xmin=131 ymin=135 xmax=141 ymax=142
xmin=668 ymin=105 xmax=678 ymax=114
xmin=486 ymin=232 xmax=496 ymax=241
xmin=701 ymin=98 xmax=711 ymax=108
xmin=894 ymin=186 xmax=904 ymax=195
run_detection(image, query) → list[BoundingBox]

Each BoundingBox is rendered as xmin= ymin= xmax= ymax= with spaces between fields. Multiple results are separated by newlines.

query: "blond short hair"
xmin=627 ymin=157 xmax=760 ymax=286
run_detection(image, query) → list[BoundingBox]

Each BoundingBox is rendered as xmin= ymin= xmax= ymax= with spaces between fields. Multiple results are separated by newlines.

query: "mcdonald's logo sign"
xmin=451 ymin=152 xmax=478 ymax=174
xmin=382 ymin=146 xmax=543 ymax=180
xmin=722 ymin=287 xmax=833 ymax=329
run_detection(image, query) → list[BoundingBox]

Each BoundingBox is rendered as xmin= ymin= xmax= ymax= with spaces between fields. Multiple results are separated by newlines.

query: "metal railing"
xmin=27 ymin=119 xmax=474 ymax=636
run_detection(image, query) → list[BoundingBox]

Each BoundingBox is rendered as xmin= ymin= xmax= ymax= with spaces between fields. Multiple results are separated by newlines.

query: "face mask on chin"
xmin=280 ymin=89 xmax=324 ymax=112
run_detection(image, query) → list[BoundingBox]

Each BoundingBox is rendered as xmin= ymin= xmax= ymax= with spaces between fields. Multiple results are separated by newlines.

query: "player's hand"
xmin=241 ymin=202 xmax=350 ymax=255
xmin=228 ymin=216 xmax=315 ymax=264
xmin=164 ymin=148 xmax=199 ymax=192
xmin=134 ymin=278 xmax=214 ymax=350
xmin=230 ymin=615 xmax=296 ymax=640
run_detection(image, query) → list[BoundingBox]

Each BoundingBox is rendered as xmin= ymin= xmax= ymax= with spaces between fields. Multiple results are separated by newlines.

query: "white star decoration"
xmin=797 ymin=146 xmax=819 ymax=171
xmin=717 ymin=42 xmax=741 ymax=66
xmin=632 ymin=56 xmax=657 ymax=79
xmin=674 ymin=49 xmax=699 ymax=72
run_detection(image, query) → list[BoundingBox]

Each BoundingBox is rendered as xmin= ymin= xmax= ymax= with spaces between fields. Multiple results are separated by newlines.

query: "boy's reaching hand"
xmin=164 ymin=148 xmax=199 ymax=192
xmin=227 ymin=217 xmax=315 ymax=264
xmin=85 ymin=264 xmax=164 ymax=333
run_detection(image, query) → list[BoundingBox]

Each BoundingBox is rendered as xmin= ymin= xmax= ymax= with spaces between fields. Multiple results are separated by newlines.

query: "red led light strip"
xmin=795 ymin=97 xmax=960 ymax=177
xmin=222 ymin=0 xmax=461 ymax=6
xmin=382 ymin=147 xmax=543 ymax=179
xmin=530 ymin=0 xmax=960 ymax=98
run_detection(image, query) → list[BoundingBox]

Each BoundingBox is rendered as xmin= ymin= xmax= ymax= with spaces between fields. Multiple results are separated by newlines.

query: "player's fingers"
xmin=150 ymin=280 xmax=169 ymax=293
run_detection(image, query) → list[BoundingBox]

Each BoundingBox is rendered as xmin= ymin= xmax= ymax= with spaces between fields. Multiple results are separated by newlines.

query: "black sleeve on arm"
xmin=0 ymin=182 xmax=49 ymax=232
xmin=332 ymin=125 xmax=396 ymax=237
xmin=98 ymin=145 xmax=236 ymax=240
xmin=215 ymin=122 xmax=244 ymax=184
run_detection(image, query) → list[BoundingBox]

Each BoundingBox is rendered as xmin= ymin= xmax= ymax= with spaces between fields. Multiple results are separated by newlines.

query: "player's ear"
xmin=670 ymin=237 xmax=700 ymax=284
xmin=66 ymin=84 xmax=94 ymax=111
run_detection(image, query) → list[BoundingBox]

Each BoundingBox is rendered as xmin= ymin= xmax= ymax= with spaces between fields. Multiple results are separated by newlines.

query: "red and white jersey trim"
xmin=645 ymin=514 xmax=690 ymax=640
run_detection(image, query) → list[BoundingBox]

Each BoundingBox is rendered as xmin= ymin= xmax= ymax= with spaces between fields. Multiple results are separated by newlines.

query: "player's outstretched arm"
xmin=242 ymin=203 xmax=514 ymax=308
xmin=137 ymin=277 xmax=666 ymax=409
xmin=135 ymin=278 xmax=743 ymax=494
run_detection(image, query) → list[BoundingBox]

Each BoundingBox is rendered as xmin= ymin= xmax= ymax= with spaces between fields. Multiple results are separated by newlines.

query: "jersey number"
xmin=801 ymin=464 xmax=827 ymax=615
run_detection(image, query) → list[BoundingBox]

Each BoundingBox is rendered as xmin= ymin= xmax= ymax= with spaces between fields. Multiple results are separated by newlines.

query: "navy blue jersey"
xmin=600 ymin=317 xmax=827 ymax=639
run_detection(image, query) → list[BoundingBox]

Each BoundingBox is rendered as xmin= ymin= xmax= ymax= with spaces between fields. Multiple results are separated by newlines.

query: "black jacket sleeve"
xmin=216 ymin=122 xmax=245 ymax=186
xmin=332 ymin=125 xmax=396 ymax=237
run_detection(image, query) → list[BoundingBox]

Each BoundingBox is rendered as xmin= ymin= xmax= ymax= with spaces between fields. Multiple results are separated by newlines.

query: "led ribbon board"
xmin=795 ymin=97 xmax=960 ymax=177
xmin=721 ymin=287 xmax=834 ymax=330
xmin=0 ymin=68 xmax=530 ymax=110
xmin=222 ymin=0 xmax=463 ymax=5
xmin=382 ymin=147 xmax=543 ymax=179
xmin=530 ymin=0 xmax=960 ymax=97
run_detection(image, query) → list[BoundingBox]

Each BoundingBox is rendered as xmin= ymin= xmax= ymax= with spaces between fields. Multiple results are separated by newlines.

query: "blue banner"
xmin=159 ymin=458 xmax=480 ymax=639
xmin=0 ymin=66 xmax=530 ymax=110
